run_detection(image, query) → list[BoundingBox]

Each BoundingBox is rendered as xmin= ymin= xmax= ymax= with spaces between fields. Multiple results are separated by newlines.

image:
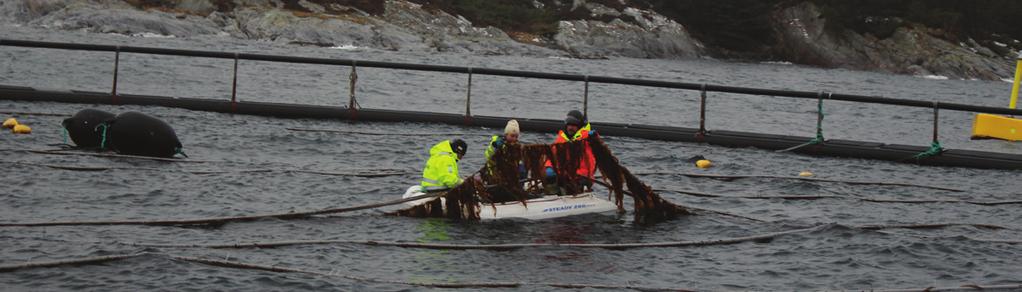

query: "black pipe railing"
xmin=3 ymin=38 xmax=1021 ymax=116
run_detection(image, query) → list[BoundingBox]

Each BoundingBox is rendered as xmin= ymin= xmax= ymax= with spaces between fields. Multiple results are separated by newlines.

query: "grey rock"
xmin=0 ymin=0 xmax=72 ymax=23
xmin=771 ymin=2 xmax=1013 ymax=80
xmin=554 ymin=8 xmax=702 ymax=59
xmin=174 ymin=0 xmax=216 ymax=16
xmin=28 ymin=3 xmax=222 ymax=37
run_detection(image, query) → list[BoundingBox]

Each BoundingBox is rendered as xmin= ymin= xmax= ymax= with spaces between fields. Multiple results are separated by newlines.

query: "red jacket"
xmin=547 ymin=129 xmax=596 ymax=180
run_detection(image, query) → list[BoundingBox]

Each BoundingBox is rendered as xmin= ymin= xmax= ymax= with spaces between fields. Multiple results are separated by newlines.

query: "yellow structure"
xmin=972 ymin=113 xmax=1022 ymax=141
xmin=971 ymin=56 xmax=1022 ymax=141
xmin=2 ymin=118 xmax=16 ymax=129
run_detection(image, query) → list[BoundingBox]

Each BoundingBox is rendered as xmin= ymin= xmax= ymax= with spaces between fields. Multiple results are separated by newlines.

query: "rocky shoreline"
xmin=1 ymin=0 xmax=1018 ymax=80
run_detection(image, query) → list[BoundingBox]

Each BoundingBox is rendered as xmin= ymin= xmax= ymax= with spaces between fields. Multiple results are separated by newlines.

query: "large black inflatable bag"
xmin=62 ymin=109 xmax=116 ymax=148
xmin=106 ymin=111 xmax=182 ymax=158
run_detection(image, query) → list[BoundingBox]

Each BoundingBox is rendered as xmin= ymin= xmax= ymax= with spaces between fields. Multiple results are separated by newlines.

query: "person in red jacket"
xmin=545 ymin=114 xmax=597 ymax=191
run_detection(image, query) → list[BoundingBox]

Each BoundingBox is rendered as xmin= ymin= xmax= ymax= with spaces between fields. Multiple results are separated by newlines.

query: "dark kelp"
xmin=394 ymin=133 xmax=689 ymax=224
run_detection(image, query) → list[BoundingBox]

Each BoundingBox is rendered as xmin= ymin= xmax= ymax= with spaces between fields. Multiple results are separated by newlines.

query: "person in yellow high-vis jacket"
xmin=421 ymin=139 xmax=468 ymax=191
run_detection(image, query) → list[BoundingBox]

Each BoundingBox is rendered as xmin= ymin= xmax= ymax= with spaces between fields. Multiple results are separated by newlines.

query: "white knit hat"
xmin=504 ymin=119 xmax=520 ymax=134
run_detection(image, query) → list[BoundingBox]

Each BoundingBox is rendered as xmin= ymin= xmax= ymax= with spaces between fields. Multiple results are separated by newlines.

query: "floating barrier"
xmin=2 ymin=39 xmax=1022 ymax=169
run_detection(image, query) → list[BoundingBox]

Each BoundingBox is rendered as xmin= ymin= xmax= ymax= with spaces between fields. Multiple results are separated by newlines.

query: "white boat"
xmin=401 ymin=185 xmax=618 ymax=220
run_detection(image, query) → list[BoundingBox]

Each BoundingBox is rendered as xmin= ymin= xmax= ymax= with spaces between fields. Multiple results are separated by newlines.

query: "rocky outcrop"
xmin=771 ymin=2 xmax=1016 ymax=79
xmin=1 ymin=0 xmax=1015 ymax=79
xmin=552 ymin=3 xmax=703 ymax=58
xmin=0 ymin=0 xmax=700 ymax=58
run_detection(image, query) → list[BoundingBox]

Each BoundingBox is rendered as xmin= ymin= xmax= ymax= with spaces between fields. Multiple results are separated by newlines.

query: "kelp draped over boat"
xmin=394 ymin=134 xmax=689 ymax=224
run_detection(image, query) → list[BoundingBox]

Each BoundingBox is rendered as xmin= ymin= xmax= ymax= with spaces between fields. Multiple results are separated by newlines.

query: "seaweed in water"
xmin=394 ymin=134 xmax=689 ymax=224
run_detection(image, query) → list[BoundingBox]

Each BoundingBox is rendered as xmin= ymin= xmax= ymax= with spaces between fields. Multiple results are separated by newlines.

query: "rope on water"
xmin=636 ymin=172 xmax=966 ymax=192
xmin=0 ymin=253 xmax=149 ymax=272
xmin=4 ymin=252 xmax=1015 ymax=291
xmin=0 ymin=193 xmax=444 ymax=227
xmin=871 ymin=284 xmax=1022 ymax=292
xmin=872 ymin=230 xmax=1022 ymax=245
xmin=657 ymin=188 xmax=1022 ymax=206
xmin=8 ymin=149 xmax=212 ymax=163
xmin=171 ymin=255 xmax=687 ymax=290
xmin=682 ymin=205 xmax=768 ymax=222
xmin=125 ymin=225 xmax=825 ymax=250
xmin=853 ymin=223 xmax=1011 ymax=230
xmin=2 ymin=161 xmax=415 ymax=178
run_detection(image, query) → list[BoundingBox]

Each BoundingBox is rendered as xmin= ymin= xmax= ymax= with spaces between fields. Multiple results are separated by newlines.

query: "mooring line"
xmin=0 ymin=252 xmax=687 ymax=290
xmin=124 ymin=225 xmax=827 ymax=250
xmin=2 ymin=161 xmax=414 ymax=178
xmin=657 ymin=189 xmax=1022 ymax=206
xmin=683 ymin=205 xmax=768 ymax=222
xmin=872 ymin=230 xmax=1022 ymax=245
xmin=3 ymin=252 xmax=1016 ymax=291
xmin=0 ymin=252 xmax=150 ymax=272
xmin=871 ymin=284 xmax=1022 ymax=292
xmin=0 ymin=149 xmax=211 ymax=163
xmin=853 ymin=223 xmax=1010 ymax=230
xmin=119 ymin=222 xmax=1018 ymax=251
xmin=637 ymin=172 xmax=966 ymax=192
xmin=0 ymin=193 xmax=443 ymax=227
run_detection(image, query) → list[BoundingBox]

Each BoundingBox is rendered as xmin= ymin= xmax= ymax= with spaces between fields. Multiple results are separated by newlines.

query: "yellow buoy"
xmin=12 ymin=124 xmax=31 ymax=134
xmin=2 ymin=118 xmax=17 ymax=129
xmin=798 ymin=171 xmax=813 ymax=177
xmin=695 ymin=159 xmax=712 ymax=169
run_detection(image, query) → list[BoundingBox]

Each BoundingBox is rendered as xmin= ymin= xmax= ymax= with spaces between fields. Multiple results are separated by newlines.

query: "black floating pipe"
xmin=2 ymin=86 xmax=1021 ymax=170
xmin=3 ymin=39 xmax=1022 ymax=116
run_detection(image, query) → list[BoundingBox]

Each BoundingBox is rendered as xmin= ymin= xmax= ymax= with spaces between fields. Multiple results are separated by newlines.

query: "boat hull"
xmin=402 ymin=186 xmax=617 ymax=220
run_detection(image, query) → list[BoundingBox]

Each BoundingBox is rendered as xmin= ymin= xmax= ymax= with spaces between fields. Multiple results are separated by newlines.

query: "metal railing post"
xmin=932 ymin=101 xmax=939 ymax=144
xmin=465 ymin=67 xmax=473 ymax=118
xmin=111 ymin=46 xmax=120 ymax=103
xmin=348 ymin=60 xmax=358 ymax=110
xmin=583 ymin=75 xmax=589 ymax=118
xmin=697 ymin=84 xmax=707 ymax=139
xmin=230 ymin=53 xmax=238 ymax=112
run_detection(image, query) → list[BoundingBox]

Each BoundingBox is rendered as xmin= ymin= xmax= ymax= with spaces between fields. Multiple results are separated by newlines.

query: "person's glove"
xmin=545 ymin=167 xmax=556 ymax=178
xmin=588 ymin=130 xmax=595 ymax=136
xmin=493 ymin=139 xmax=503 ymax=148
